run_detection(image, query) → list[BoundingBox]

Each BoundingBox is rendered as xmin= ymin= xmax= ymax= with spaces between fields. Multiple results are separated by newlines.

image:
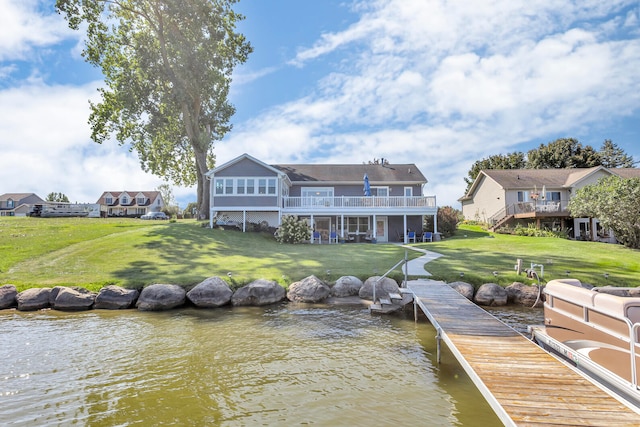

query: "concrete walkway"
xmin=400 ymin=245 xmax=442 ymax=276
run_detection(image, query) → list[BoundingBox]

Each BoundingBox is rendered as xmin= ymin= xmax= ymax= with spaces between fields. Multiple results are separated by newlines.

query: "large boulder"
xmin=359 ymin=276 xmax=400 ymax=300
xmin=231 ymin=279 xmax=285 ymax=306
xmin=16 ymin=288 xmax=52 ymax=311
xmin=136 ymin=284 xmax=186 ymax=311
xmin=94 ymin=285 xmax=139 ymax=309
xmin=474 ymin=283 xmax=508 ymax=306
xmin=449 ymin=281 xmax=474 ymax=300
xmin=506 ymin=282 xmax=543 ymax=307
xmin=51 ymin=286 xmax=96 ymax=311
xmin=287 ymin=275 xmax=330 ymax=303
xmin=0 ymin=284 xmax=17 ymax=309
xmin=331 ymin=276 xmax=363 ymax=297
xmin=187 ymin=276 xmax=233 ymax=308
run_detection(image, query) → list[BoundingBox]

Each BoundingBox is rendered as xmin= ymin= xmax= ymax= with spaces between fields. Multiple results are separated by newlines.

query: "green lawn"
xmin=1 ymin=217 xmax=638 ymax=292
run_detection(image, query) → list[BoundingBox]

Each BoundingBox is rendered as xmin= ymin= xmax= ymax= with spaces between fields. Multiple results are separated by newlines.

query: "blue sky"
xmin=1 ymin=0 xmax=639 ymax=209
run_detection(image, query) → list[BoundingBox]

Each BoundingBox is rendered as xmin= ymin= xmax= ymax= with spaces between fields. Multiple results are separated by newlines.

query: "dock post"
xmin=413 ymin=297 xmax=417 ymax=322
xmin=436 ymin=328 xmax=442 ymax=364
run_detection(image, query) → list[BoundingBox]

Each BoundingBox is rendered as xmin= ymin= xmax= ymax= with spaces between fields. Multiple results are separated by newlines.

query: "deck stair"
xmin=369 ymin=289 xmax=414 ymax=314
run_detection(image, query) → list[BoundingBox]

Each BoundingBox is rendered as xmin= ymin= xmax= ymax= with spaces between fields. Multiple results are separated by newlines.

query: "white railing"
xmin=283 ymin=195 xmax=436 ymax=209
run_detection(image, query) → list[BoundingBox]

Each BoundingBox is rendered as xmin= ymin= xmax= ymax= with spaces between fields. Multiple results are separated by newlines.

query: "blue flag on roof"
xmin=363 ymin=173 xmax=371 ymax=196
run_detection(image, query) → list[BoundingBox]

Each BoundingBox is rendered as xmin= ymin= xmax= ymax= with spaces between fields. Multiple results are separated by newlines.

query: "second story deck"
xmin=282 ymin=195 xmax=437 ymax=213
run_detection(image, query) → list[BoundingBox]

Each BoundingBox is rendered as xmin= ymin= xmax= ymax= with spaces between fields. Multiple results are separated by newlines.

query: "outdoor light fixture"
xmin=493 ymin=271 xmax=498 ymax=277
xmin=604 ymin=273 xmax=609 ymax=280
xmin=459 ymin=272 xmax=464 ymax=278
xmin=227 ymin=272 xmax=232 ymax=277
xmin=565 ymin=270 xmax=571 ymax=276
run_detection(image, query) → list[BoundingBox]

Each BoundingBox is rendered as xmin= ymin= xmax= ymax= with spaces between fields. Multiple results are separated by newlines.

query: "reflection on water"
xmin=0 ymin=304 xmax=529 ymax=426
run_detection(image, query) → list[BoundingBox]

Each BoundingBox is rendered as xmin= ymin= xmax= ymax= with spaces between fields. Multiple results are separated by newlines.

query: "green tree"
xmin=526 ymin=138 xmax=601 ymax=169
xmin=56 ymin=0 xmax=252 ymax=219
xmin=46 ymin=192 xmax=70 ymax=202
xmin=426 ymin=206 xmax=462 ymax=238
xmin=464 ymin=152 xmax=526 ymax=190
xmin=599 ymin=139 xmax=635 ymax=168
xmin=568 ymin=175 xmax=640 ymax=249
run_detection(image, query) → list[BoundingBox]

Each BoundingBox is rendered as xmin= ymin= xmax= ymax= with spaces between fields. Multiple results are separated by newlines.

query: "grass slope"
xmin=1 ymin=218 xmax=638 ymax=292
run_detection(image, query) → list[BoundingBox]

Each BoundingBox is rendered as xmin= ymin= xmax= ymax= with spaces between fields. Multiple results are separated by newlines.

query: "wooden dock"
xmin=406 ymin=280 xmax=640 ymax=426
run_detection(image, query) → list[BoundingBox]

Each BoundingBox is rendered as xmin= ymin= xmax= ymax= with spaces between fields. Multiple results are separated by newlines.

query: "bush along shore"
xmin=0 ymin=276 xmax=552 ymax=313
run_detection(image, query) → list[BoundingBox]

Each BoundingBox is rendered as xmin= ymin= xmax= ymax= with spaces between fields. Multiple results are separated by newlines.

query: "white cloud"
xmin=0 ymin=80 xmax=175 ymax=204
xmin=0 ymin=0 xmax=73 ymax=61
xmin=221 ymin=0 xmax=640 ymax=207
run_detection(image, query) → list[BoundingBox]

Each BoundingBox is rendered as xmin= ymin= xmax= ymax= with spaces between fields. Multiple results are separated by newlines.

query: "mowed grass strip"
xmin=419 ymin=224 xmax=640 ymax=288
xmin=0 ymin=217 xmax=412 ymax=291
xmin=1 ymin=218 xmax=638 ymax=292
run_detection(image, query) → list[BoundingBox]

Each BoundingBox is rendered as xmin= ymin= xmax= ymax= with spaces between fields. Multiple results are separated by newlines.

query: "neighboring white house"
xmin=459 ymin=166 xmax=640 ymax=242
xmin=96 ymin=191 xmax=165 ymax=217
xmin=206 ymin=153 xmax=438 ymax=243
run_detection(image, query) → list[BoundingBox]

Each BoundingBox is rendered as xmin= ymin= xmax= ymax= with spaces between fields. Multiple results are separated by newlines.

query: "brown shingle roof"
xmin=273 ymin=163 xmax=426 ymax=184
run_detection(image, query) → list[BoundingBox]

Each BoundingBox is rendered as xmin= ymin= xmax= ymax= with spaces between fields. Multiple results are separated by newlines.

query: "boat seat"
xmin=545 ymin=280 xmax=596 ymax=307
xmin=593 ymin=292 xmax=640 ymax=324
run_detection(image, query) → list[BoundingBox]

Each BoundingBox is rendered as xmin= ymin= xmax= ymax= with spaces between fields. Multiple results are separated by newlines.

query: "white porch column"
xmin=341 ymin=214 xmax=344 ymax=238
xmin=403 ymin=214 xmax=408 ymax=244
xmin=433 ymin=209 xmax=438 ymax=234
xmin=372 ymin=214 xmax=377 ymax=238
xmin=311 ymin=214 xmax=315 ymax=243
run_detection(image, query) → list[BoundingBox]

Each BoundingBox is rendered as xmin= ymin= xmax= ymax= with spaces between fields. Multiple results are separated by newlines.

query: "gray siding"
xmin=213 ymin=196 xmax=279 ymax=208
xmin=216 ymin=158 xmax=279 ymax=177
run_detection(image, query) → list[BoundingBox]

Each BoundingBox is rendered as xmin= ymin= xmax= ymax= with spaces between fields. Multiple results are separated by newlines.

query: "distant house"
xmin=459 ymin=166 xmax=640 ymax=242
xmin=96 ymin=191 xmax=164 ymax=217
xmin=206 ymin=153 xmax=438 ymax=243
xmin=0 ymin=193 xmax=46 ymax=216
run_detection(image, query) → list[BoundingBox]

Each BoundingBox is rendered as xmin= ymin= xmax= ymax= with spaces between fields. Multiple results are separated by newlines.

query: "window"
xmin=215 ymin=179 xmax=225 ymax=194
xmin=122 ymin=196 xmax=129 ymax=204
xmin=7 ymin=199 xmax=14 ymax=208
xmin=258 ymin=179 xmax=266 ymax=194
xmin=225 ymin=179 xmax=233 ymax=194
xmin=371 ymin=187 xmax=388 ymax=197
xmin=246 ymin=179 xmax=255 ymax=194
xmin=404 ymin=187 xmax=413 ymax=197
xmin=302 ymin=187 xmax=334 ymax=206
xmin=267 ymin=178 xmax=276 ymax=195
xmin=517 ymin=191 xmax=527 ymax=202
xmin=347 ymin=217 xmax=369 ymax=233
xmin=237 ymin=179 xmax=245 ymax=194
xmin=105 ymin=197 xmax=113 ymax=204
xmin=546 ymin=191 xmax=561 ymax=201
xmin=137 ymin=197 xmax=146 ymax=204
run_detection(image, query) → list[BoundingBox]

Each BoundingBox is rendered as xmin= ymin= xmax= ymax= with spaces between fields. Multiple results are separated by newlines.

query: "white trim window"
xmin=302 ymin=187 xmax=334 ymax=206
xmin=214 ymin=177 xmax=277 ymax=196
xmin=404 ymin=187 xmax=413 ymax=197
xmin=371 ymin=186 xmax=389 ymax=197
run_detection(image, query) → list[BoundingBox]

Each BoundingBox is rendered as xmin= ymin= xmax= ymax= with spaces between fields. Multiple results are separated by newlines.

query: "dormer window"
xmin=7 ymin=199 xmax=14 ymax=208
xmin=122 ymin=196 xmax=129 ymax=205
xmin=137 ymin=197 xmax=145 ymax=204
xmin=105 ymin=197 xmax=113 ymax=204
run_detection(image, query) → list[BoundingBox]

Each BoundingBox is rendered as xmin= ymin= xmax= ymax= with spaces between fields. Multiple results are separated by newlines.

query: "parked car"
xmin=141 ymin=211 xmax=168 ymax=220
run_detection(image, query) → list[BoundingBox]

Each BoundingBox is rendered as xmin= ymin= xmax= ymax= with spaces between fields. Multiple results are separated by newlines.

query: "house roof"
xmin=611 ymin=168 xmax=640 ymax=179
xmin=96 ymin=191 xmax=162 ymax=206
xmin=273 ymin=163 xmax=427 ymax=185
xmin=0 ymin=193 xmax=44 ymax=202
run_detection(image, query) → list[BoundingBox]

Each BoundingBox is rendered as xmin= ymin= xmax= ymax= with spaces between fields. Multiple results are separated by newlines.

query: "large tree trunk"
xmin=194 ymin=146 xmax=210 ymax=220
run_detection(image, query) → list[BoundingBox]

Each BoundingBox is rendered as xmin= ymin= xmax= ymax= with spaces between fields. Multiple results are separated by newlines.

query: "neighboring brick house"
xmin=459 ymin=166 xmax=640 ymax=241
xmin=96 ymin=191 xmax=164 ymax=217
xmin=0 ymin=193 xmax=46 ymax=216
xmin=206 ymin=153 xmax=438 ymax=243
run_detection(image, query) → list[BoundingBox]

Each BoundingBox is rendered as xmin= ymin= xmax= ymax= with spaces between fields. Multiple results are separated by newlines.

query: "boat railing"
xmin=632 ymin=323 xmax=639 ymax=389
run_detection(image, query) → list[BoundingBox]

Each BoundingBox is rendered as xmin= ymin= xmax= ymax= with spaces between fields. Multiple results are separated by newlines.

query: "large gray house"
xmin=206 ymin=153 xmax=437 ymax=243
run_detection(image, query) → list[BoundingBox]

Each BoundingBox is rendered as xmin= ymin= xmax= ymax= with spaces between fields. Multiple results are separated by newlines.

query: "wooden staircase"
xmin=369 ymin=288 xmax=414 ymax=314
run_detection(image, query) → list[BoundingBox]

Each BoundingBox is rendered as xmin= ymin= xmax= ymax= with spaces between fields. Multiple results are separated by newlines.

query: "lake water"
xmin=0 ymin=304 xmax=543 ymax=426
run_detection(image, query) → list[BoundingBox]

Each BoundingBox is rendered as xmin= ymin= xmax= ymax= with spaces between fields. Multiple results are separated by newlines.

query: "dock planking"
xmin=407 ymin=280 xmax=640 ymax=426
